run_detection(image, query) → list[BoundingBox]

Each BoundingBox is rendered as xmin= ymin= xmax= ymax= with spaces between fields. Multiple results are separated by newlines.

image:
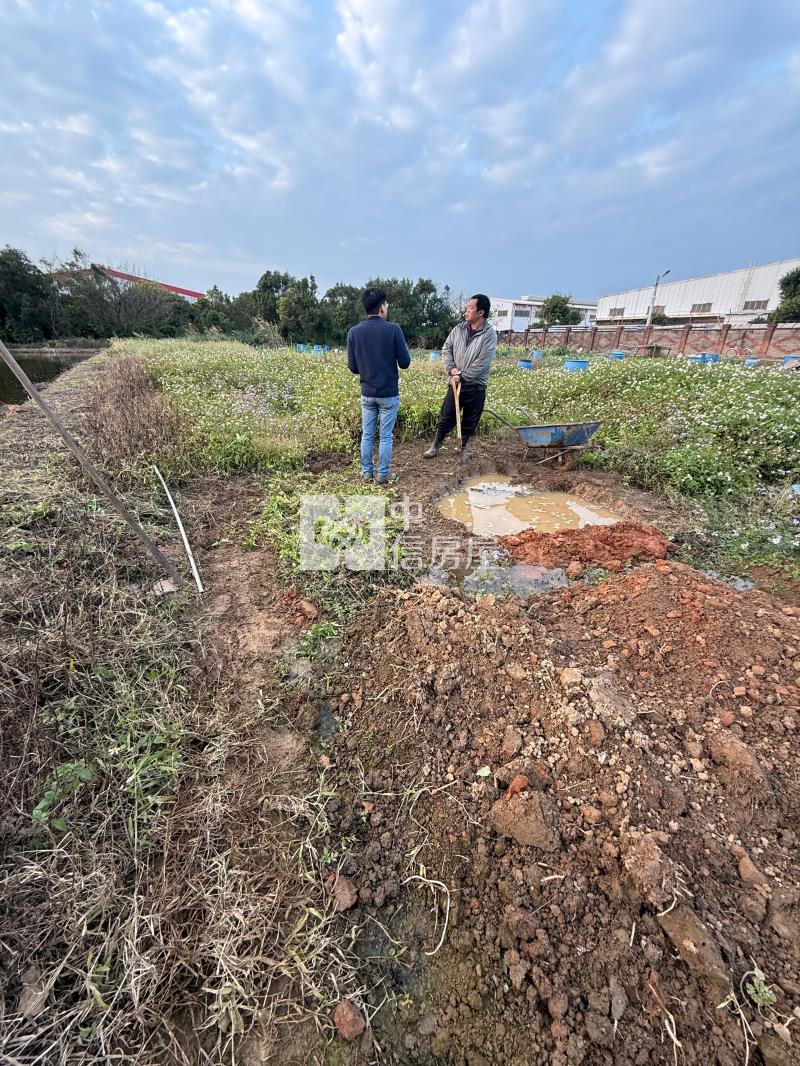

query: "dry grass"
xmin=0 ymin=357 xmax=361 ymax=1064
xmin=82 ymin=356 xmax=188 ymax=483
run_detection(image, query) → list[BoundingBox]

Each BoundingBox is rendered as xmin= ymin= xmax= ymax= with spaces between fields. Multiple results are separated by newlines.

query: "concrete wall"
xmin=502 ymin=322 xmax=800 ymax=362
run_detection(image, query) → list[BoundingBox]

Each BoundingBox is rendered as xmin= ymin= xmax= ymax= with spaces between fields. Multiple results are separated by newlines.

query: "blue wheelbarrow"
xmin=484 ymin=406 xmax=602 ymax=468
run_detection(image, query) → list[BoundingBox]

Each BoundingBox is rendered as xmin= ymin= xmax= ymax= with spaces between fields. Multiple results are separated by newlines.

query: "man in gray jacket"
xmin=424 ymin=294 xmax=497 ymax=462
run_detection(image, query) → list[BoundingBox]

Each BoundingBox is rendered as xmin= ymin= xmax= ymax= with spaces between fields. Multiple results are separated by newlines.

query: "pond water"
xmin=439 ymin=475 xmax=623 ymax=536
xmin=0 ymin=352 xmax=88 ymax=405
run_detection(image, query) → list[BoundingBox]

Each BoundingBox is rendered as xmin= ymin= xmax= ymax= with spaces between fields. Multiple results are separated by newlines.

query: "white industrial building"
xmin=490 ymin=295 xmax=597 ymax=332
xmin=597 ymin=258 xmax=800 ymax=325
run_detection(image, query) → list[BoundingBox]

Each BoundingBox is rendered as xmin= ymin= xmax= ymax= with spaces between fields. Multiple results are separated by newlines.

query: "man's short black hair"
xmin=362 ymin=286 xmax=388 ymax=314
xmin=470 ymin=293 xmax=490 ymax=318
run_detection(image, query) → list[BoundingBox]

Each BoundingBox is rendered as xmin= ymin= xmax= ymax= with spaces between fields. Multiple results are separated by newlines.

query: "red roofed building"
xmin=100 ymin=268 xmax=205 ymax=301
xmin=52 ymin=266 xmax=205 ymax=301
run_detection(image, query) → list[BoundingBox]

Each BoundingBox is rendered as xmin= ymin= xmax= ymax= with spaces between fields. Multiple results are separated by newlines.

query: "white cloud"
xmin=138 ymin=0 xmax=169 ymax=17
xmin=92 ymin=154 xmax=125 ymax=174
xmin=0 ymin=119 xmax=33 ymax=134
xmin=634 ymin=141 xmax=682 ymax=180
xmin=163 ymin=7 xmax=214 ymax=54
xmin=1 ymin=0 xmax=798 ymax=299
xmin=52 ymin=113 xmax=92 ymax=135
xmin=49 ymin=208 xmax=113 ymax=240
xmin=49 ymin=165 xmax=101 ymax=192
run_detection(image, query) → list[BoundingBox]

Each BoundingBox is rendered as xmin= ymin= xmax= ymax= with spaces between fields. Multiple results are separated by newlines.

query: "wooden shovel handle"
xmin=452 ymin=376 xmax=462 ymax=445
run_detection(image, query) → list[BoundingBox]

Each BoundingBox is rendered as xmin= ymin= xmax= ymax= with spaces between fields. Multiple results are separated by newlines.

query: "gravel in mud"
xmin=323 ymin=562 xmax=800 ymax=1065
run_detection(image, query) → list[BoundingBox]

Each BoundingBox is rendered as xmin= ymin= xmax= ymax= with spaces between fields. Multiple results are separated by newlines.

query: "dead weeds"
xmin=0 ymin=359 xmax=361 ymax=1064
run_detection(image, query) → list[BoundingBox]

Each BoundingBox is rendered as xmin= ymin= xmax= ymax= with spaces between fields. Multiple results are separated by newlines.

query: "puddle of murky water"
xmin=427 ymin=561 xmax=568 ymax=599
xmin=702 ymin=569 xmax=754 ymax=592
xmin=464 ymin=563 xmax=568 ymax=597
xmin=439 ymin=476 xmax=623 ymax=536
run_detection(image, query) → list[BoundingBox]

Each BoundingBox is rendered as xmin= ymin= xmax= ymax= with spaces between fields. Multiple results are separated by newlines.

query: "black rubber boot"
xmin=424 ymin=432 xmax=445 ymax=458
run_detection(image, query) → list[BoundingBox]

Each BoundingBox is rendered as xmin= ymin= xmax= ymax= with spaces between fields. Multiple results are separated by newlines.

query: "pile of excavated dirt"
xmin=552 ymin=562 xmax=800 ymax=721
xmin=501 ymin=521 xmax=676 ymax=572
xmin=324 ymin=562 xmax=800 ymax=1066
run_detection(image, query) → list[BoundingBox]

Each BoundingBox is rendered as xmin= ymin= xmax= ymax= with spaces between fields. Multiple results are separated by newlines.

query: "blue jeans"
xmin=360 ymin=395 xmax=400 ymax=478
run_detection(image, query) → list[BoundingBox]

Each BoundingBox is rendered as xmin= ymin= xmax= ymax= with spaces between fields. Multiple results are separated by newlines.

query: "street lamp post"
xmin=645 ymin=268 xmax=671 ymax=329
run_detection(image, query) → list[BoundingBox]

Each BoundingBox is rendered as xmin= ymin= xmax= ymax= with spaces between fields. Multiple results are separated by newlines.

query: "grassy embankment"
xmin=0 ymin=356 xmax=362 ymax=1065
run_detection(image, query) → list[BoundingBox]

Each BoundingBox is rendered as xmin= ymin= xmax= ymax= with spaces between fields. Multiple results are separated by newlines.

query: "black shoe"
xmin=423 ymin=444 xmax=440 ymax=458
xmin=377 ymin=473 xmax=398 ymax=485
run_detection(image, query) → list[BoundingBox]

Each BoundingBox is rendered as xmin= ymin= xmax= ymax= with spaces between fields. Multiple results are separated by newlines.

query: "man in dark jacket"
xmin=347 ymin=286 xmax=411 ymax=484
xmin=424 ymin=293 xmax=497 ymax=463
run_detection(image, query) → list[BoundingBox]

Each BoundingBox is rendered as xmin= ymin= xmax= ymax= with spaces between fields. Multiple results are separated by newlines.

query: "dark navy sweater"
xmin=347 ymin=316 xmax=411 ymax=397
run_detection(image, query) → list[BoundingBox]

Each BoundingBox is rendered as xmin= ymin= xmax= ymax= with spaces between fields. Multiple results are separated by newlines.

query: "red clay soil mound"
xmin=557 ymin=559 xmax=800 ymax=717
xmin=323 ymin=565 xmax=800 ymax=1065
xmin=501 ymin=521 xmax=676 ymax=571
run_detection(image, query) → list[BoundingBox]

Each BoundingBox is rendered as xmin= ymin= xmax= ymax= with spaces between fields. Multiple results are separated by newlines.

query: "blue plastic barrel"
xmin=706 ymin=352 xmax=720 ymax=364
xmin=784 ymin=354 xmax=800 ymax=366
xmin=325 ymin=344 xmax=331 ymax=351
xmin=530 ymin=349 xmax=543 ymax=361
xmin=517 ymin=359 xmax=533 ymax=370
xmin=297 ymin=343 xmax=307 ymax=352
xmin=608 ymin=350 xmax=625 ymax=360
xmin=688 ymin=354 xmax=703 ymax=364
xmin=743 ymin=358 xmax=759 ymax=368
xmin=430 ymin=350 xmax=441 ymax=360
xmin=563 ymin=359 xmax=589 ymax=372
xmin=312 ymin=344 xmax=323 ymax=353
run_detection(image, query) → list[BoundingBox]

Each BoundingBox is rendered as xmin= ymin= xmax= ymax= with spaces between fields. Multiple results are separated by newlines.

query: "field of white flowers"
xmin=119 ymin=338 xmax=799 ymax=499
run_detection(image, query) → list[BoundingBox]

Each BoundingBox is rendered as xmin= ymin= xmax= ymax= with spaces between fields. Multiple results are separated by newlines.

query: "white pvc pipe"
xmin=153 ymin=466 xmax=204 ymax=593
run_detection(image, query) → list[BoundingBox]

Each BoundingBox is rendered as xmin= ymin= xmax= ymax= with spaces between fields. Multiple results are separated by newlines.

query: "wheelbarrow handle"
xmin=515 ymin=405 xmax=540 ymax=423
xmin=484 ymin=408 xmax=518 ymax=430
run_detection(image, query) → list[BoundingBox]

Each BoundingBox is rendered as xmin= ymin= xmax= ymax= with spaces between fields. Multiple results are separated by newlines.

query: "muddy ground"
xmin=291 ymin=440 xmax=800 ymax=1064
xmin=321 ymin=565 xmax=800 ymax=1065
xmin=2 ymin=361 xmax=799 ymax=1066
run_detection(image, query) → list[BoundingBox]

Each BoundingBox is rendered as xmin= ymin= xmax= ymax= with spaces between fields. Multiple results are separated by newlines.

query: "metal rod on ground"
xmin=153 ymin=465 xmax=204 ymax=593
xmin=0 ymin=337 xmax=183 ymax=588
xmin=452 ymin=376 xmax=462 ymax=448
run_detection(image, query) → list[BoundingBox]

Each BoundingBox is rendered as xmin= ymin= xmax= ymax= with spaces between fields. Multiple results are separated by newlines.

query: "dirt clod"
xmin=657 ymin=904 xmax=730 ymax=998
xmin=330 ymin=874 xmax=358 ymax=912
xmin=490 ymin=792 xmax=560 ymax=851
xmin=18 ymin=966 xmax=48 ymax=1021
xmin=334 ymin=1000 xmax=365 ymax=1041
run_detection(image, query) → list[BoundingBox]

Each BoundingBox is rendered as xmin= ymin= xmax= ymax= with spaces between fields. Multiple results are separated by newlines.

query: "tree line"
xmin=0 ymin=246 xmax=462 ymax=348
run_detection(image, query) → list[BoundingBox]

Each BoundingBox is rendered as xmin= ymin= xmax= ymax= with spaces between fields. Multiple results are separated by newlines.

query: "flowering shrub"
xmin=115 ymin=340 xmax=799 ymax=501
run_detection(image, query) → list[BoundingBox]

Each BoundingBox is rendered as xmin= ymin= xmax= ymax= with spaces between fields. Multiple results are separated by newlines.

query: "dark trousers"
xmin=434 ymin=379 xmax=486 ymax=448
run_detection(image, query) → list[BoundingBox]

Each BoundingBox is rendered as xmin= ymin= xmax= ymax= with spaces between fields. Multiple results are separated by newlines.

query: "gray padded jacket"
xmin=442 ymin=320 xmax=497 ymax=386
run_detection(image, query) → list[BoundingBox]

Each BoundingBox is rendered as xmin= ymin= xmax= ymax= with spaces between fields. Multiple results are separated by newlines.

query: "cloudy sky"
xmin=1 ymin=0 xmax=798 ymax=301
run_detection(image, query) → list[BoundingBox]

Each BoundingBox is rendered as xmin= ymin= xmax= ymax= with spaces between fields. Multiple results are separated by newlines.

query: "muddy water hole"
xmin=439 ymin=476 xmax=623 ymax=537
